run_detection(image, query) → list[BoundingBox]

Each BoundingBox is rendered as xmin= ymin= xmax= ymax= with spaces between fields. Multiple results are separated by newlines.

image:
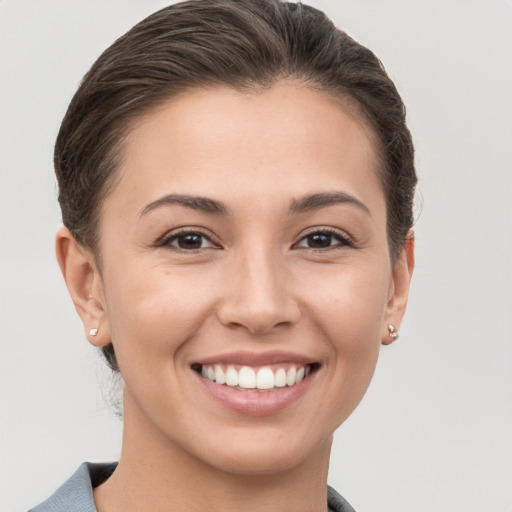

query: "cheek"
xmin=103 ymin=264 xmax=217 ymax=371
xmin=297 ymin=258 xmax=390 ymax=385
xmin=299 ymin=257 xmax=390 ymax=340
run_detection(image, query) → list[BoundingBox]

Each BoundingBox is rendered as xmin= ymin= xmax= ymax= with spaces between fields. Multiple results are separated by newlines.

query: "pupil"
xmin=308 ymin=233 xmax=331 ymax=248
xmin=178 ymin=234 xmax=202 ymax=249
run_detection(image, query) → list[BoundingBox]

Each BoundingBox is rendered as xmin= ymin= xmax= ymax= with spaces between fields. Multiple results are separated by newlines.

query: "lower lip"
xmin=195 ymin=372 xmax=313 ymax=417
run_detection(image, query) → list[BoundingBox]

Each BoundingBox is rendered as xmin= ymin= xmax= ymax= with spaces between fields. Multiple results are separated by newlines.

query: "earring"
xmin=89 ymin=328 xmax=98 ymax=336
xmin=387 ymin=324 xmax=399 ymax=341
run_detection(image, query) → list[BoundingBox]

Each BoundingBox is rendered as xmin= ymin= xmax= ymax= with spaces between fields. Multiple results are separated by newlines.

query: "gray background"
xmin=1 ymin=1 xmax=511 ymax=511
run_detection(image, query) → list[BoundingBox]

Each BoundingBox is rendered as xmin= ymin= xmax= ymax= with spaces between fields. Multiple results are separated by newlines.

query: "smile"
xmin=197 ymin=364 xmax=315 ymax=391
xmin=192 ymin=353 xmax=320 ymax=415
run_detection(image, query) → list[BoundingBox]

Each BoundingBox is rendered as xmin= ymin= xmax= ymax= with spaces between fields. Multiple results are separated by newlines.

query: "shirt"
xmin=29 ymin=462 xmax=356 ymax=512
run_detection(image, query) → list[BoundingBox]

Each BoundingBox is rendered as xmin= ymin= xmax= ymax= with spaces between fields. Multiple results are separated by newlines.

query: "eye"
xmin=159 ymin=229 xmax=218 ymax=250
xmin=295 ymin=229 xmax=352 ymax=250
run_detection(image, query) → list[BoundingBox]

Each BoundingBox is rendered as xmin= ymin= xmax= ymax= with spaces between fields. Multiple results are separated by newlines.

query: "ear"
xmin=382 ymin=231 xmax=415 ymax=345
xmin=55 ymin=226 xmax=111 ymax=347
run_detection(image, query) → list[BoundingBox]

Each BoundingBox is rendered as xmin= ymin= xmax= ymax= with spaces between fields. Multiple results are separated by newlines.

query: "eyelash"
xmin=157 ymin=228 xmax=219 ymax=251
xmin=157 ymin=227 xmax=354 ymax=252
xmin=294 ymin=228 xmax=354 ymax=251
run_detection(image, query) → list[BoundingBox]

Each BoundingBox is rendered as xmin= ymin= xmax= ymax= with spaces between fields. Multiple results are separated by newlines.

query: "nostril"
xmin=219 ymin=314 xmax=299 ymax=336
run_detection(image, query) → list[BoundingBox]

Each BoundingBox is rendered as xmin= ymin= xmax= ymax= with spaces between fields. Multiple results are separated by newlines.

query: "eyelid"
xmin=155 ymin=226 xmax=353 ymax=251
xmin=157 ymin=227 xmax=221 ymax=249
xmin=293 ymin=227 xmax=354 ymax=249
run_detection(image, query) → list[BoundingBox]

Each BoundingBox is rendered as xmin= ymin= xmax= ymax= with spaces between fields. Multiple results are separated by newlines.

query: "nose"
xmin=216 ymin=248 xmax=301 ymax=335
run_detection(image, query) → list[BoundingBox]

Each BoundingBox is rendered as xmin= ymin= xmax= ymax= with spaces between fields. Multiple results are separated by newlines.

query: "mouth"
xmin=191 ymin=362 xmax=320 ymax=392
xmin=191 ymin=352 xmax=321 ymax=415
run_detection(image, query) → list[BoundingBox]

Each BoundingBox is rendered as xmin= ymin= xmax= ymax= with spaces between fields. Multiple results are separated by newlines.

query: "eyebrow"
xmin=290 ymin=192 xmax=371 ymax=216
xmin=140 ymin=194 xmax=231 ymax=217
xmin=140 ymin=191 xmax=370 ymax=218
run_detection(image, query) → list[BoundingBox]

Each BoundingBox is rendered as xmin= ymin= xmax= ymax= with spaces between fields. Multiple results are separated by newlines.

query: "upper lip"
xmin=193 ymin=351 xmax=317 ymax=367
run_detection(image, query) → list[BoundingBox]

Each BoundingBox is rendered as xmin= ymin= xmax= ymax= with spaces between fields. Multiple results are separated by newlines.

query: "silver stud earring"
xmin=89 ymin=328 xmax=98 ymax=336
xmin=387 ymin=324 xmax=399 ymax=341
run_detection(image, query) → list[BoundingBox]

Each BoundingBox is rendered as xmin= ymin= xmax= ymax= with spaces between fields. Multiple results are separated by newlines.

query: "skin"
xmin=56 ymin=82 xmax=414 ymax=512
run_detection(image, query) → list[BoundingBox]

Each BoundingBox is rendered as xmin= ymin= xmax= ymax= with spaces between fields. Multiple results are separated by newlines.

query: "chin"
xmin=205 ymin=449 xmax=310 ymax=476
xmin=188 ymin=428 xmax=332 ymax=477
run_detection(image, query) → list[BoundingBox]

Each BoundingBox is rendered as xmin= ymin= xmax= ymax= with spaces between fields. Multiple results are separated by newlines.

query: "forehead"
xmin=109 ymin=82 xmax=384 ymax=217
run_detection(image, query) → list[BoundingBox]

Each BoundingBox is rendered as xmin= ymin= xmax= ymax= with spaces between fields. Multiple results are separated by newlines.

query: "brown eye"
xmin=296 ymin=230 xmax=352 ymax=250
xmin=176 ymin=233 xmax=204 ymax=249
xmin=306 ymin=233 xmax=333 ymax=248
xmin=161 ymin=230 xmax=217 ymax=250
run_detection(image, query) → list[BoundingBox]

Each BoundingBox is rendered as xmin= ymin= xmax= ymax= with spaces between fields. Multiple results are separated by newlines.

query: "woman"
xmin=30 ymin=0 xmax=416 ymax=510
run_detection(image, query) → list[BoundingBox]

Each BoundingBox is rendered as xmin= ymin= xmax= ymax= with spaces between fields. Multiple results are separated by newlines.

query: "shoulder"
xmin=28 ymin=462 xmax=117 ymax=512
xmin=328 ymin=485 xmax=357 ymax=512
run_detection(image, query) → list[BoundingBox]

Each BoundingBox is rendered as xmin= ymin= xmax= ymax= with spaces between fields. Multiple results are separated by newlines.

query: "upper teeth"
xmin=201 ymin=364 xmax=310 ymax=390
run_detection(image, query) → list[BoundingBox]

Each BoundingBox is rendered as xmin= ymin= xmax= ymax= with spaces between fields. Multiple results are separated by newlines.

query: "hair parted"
xmin=55 ymin=0 xmax=417 ymax=372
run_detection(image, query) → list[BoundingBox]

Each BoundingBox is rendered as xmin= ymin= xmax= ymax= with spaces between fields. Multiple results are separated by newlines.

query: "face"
xmin=68 ymin=82 xmax=412 ymax=475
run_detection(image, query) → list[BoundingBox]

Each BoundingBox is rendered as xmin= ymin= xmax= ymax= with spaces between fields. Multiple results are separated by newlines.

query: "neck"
xmin=94 ymin=400 xmax=332 ymax=512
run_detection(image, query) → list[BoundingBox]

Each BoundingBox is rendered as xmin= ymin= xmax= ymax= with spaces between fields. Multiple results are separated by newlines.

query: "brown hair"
xmin=55 ymin=0 xmax=417 ymax=372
